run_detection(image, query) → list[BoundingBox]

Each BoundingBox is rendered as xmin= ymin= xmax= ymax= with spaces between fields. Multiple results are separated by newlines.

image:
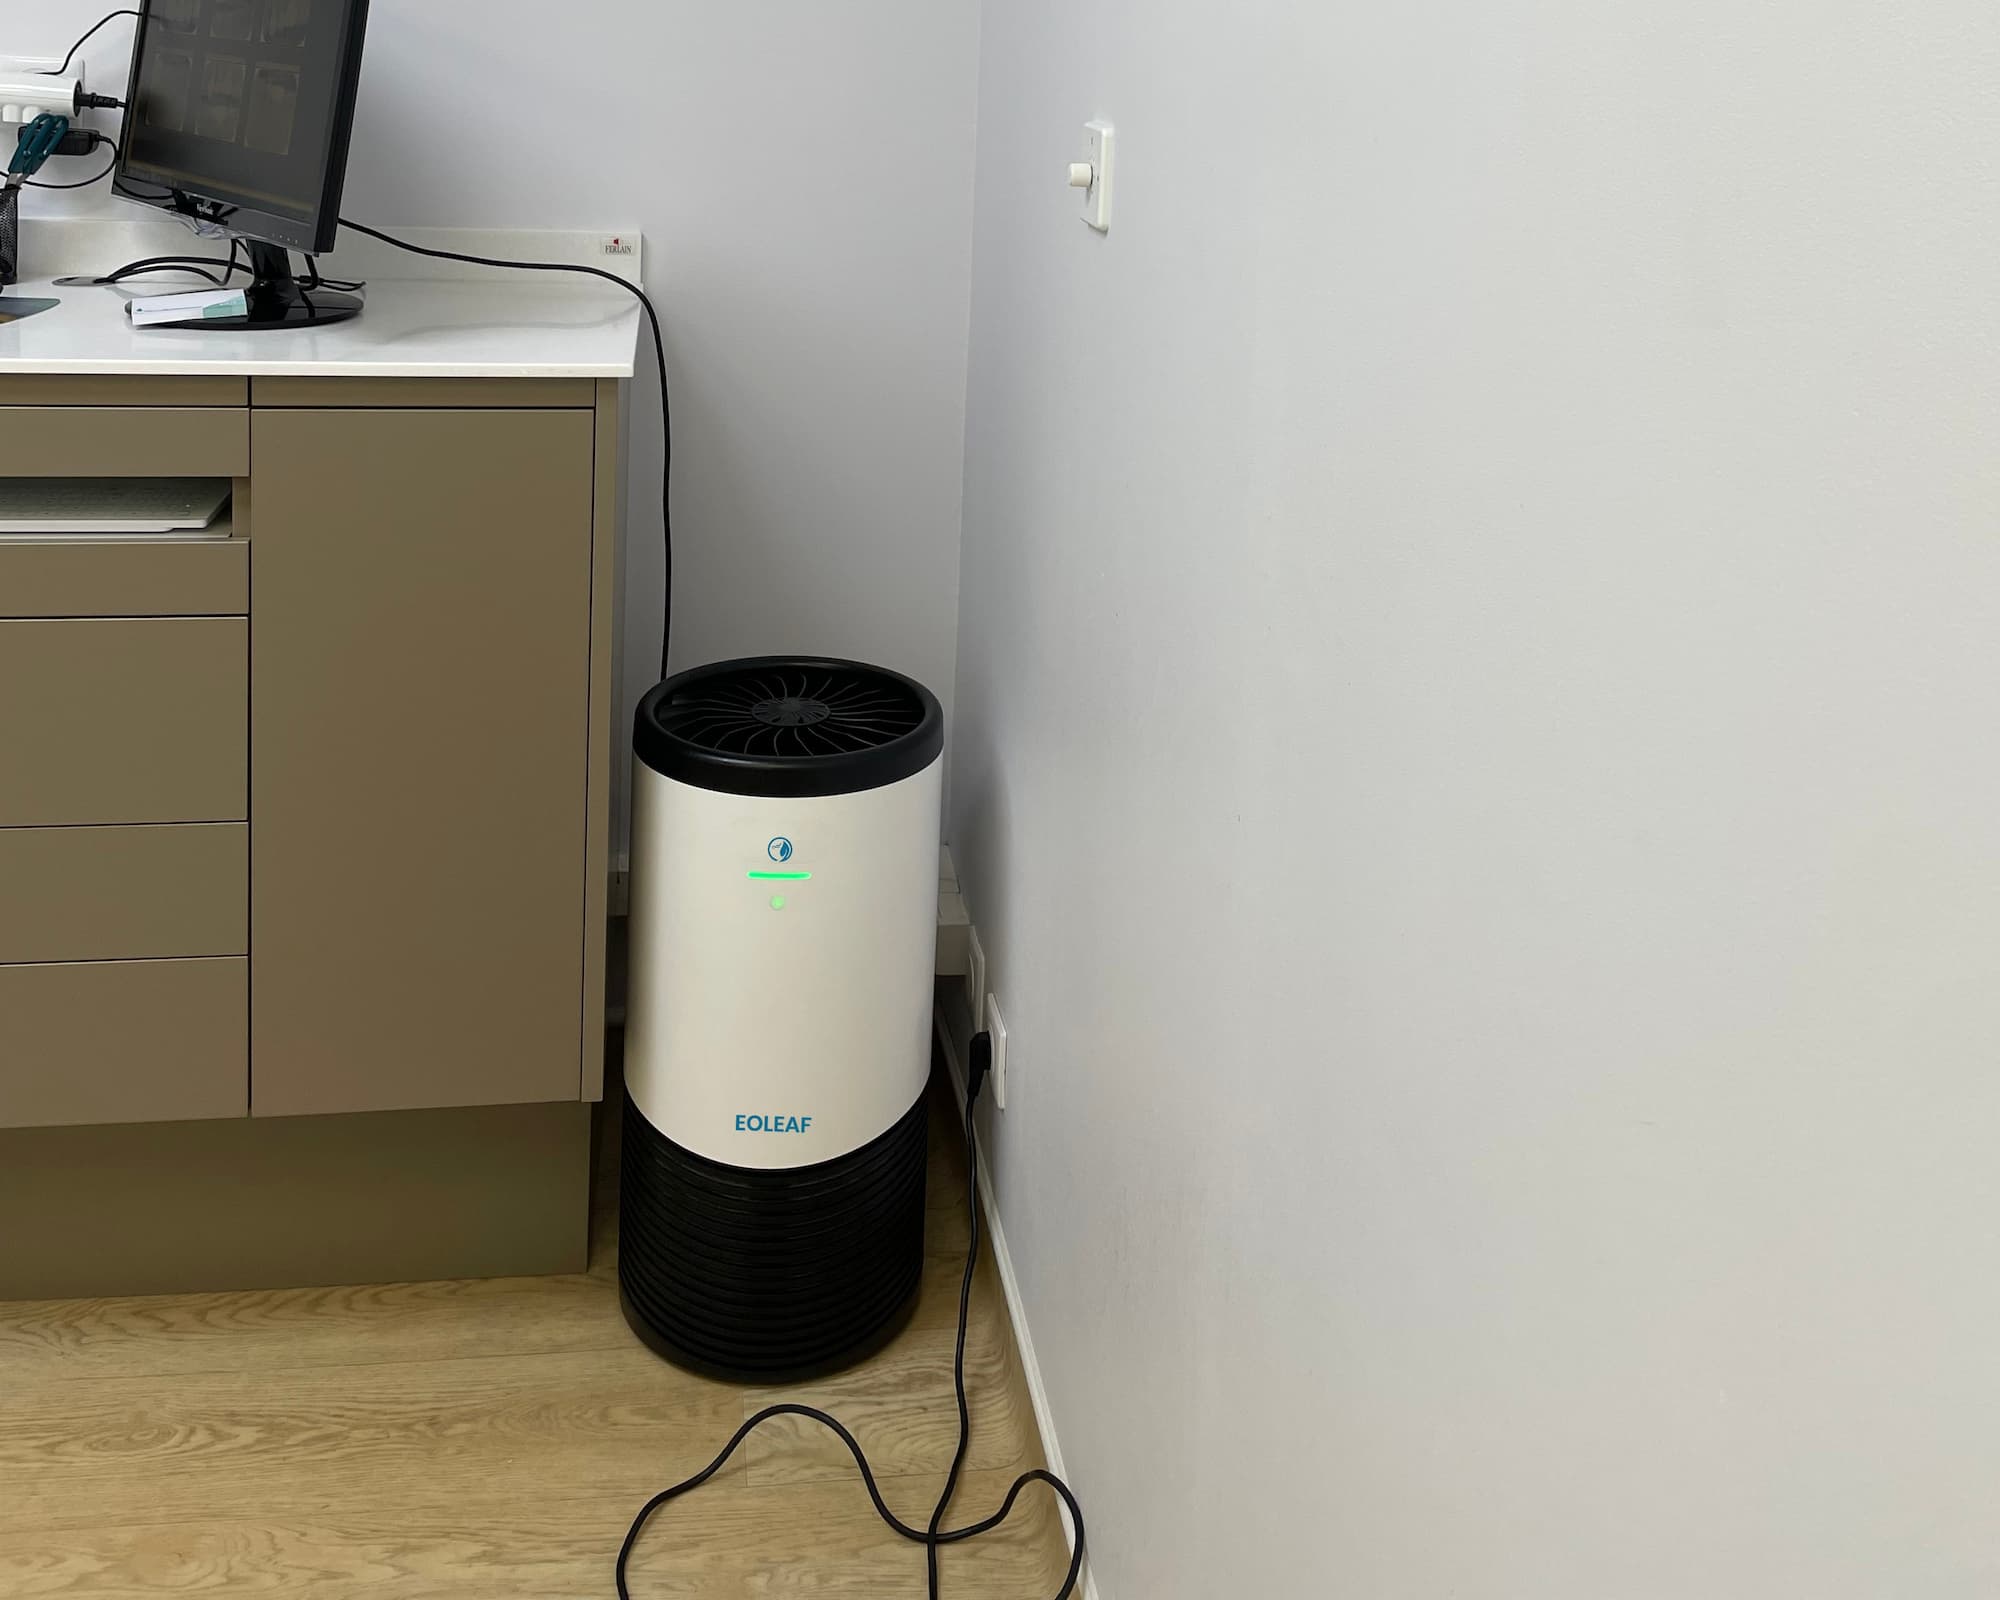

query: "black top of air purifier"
xmin=635 ymin=657 xmax=944 ymax=797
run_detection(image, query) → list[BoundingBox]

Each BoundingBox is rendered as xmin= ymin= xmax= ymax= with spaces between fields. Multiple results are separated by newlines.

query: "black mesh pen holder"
xmin=0 ymin=186 xmax=19 ymax=288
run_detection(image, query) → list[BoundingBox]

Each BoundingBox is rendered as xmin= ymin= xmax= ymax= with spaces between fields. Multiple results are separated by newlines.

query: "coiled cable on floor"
xmin=615 ymin=1032 xmax=1087 ymax=1599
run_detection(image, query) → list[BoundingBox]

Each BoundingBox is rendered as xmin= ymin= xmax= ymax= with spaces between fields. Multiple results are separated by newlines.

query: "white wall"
xmin=953 ymin=4 xmax=2000 ymax=1597
xmin=23 ymin=0 xmax=981 ymax=853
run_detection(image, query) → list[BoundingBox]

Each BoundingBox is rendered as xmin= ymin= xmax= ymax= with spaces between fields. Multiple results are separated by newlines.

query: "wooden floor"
xmin=0 ymin=1060 xmax=1072 ymax=1598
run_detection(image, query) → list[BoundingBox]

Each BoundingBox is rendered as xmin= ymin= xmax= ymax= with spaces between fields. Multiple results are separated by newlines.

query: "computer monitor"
xmin=116 ymin=0 xmax=370 ymax=328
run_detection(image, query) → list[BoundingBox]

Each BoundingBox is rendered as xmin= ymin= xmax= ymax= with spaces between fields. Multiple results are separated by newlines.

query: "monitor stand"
xmin=157 ymin=241 xmax=361 ymax=330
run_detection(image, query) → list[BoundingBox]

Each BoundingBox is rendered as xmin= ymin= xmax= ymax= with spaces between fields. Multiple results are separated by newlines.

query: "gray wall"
xmin=951 ymin=3 xmax=2000 ymax=1597
xmin=28 ymin=0 xmax=982 ymax=856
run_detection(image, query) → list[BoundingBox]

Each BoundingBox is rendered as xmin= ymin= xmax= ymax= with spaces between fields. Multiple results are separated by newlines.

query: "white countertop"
xmin=0 ymin=224 xmax=645 ymax=379
xmin=0 ymin=276 xmax=642 ymax=378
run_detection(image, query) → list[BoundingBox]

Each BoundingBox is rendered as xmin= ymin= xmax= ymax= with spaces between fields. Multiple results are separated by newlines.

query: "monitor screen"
xmin=119 ymin=0 xmax=369 ymax=253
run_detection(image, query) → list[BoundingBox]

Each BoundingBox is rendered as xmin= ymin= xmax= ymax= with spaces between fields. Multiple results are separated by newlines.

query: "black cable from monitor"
xmin=61 ymin=241 xmax=239 ymax=288
xmin=82 ymin=256 xmax=229 ymax=286
xmin=41 ymin=10 xmax=138 ymax=80
xmin=24 ymin=134 xmax=119 ymax=191
xmin=336 ymin=219 xmax=673 ymax=681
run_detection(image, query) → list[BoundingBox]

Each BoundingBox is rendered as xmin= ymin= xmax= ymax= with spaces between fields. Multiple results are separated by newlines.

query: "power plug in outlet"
xmin=983 ymin=993 xmax=1008 ymax=1110
xmin=965 ymin=927 xmax=987 ymax=1040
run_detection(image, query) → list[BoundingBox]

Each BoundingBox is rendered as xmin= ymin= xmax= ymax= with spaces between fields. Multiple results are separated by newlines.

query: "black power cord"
xmin=25 ymin=133 xmax=118 ymax=191
xmin=69 ymin=259 xmax=226 ymax=286
xmin=56 ymin=243 xmax=244 ymax=289
xmin=336 ymin=218 xmax=672 ymax=679
xmin=42 ymin=10 xmax=139 ymax=80
xmin=300 ymin=253 xmax=364 ymax=294
xmin=615 ymin=1032 xmax=1088 ymax=1600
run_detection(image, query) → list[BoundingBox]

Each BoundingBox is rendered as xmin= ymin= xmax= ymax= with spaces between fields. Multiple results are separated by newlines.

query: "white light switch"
xmin=1078 ymin=121 xmax=1113 ymax=232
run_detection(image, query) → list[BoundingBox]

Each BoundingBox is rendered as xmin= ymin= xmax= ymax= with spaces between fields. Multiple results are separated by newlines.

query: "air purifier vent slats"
xmin=635 ymin=655 xmax=945 ymax=799
xmin=619 ymin=1091 xmax=929 ymax=1382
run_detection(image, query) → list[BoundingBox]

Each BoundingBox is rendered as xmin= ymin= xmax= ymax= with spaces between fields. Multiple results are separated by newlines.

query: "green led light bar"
xmin=747 ymin=869 xmax=812 ymax=880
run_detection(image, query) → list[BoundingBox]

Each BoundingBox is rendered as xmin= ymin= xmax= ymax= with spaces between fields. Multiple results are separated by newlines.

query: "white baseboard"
xmin=933 ymin=989 xmax=1102 ymax=1600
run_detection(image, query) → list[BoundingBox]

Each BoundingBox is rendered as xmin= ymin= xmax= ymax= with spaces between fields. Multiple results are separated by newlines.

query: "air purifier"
xmin=621 ymin=656 xmax=945 ymax=1380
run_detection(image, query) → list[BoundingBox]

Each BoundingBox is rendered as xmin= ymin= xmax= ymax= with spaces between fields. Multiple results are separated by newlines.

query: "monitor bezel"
xmin=114 ymin=0 xmax=371 ymax=257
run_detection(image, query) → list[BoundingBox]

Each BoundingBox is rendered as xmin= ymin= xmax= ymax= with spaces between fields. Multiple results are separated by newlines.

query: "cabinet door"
xmin=251 ymin=409 xmax=595 ymax=1115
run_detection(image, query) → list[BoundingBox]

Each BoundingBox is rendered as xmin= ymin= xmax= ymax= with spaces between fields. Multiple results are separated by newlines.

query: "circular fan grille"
xmin=653 ymin=663 xmax=926 ymax=761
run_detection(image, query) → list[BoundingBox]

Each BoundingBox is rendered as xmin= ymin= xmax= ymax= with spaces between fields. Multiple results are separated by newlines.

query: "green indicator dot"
xmin=770 ymin=894 xmax=786 ymax=910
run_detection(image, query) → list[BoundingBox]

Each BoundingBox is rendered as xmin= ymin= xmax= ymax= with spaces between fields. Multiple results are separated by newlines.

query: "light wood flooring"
xmin=0 ymin=1060 xmax=1072 ymax=1597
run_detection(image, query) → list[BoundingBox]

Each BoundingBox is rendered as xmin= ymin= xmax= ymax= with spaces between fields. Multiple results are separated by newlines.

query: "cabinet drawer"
xmin=0 ymin=823 xmax=246 ymax=963
xmin=0 ymin=618 xmax=246 ymax=826
xmin=0 ymin=377 xmax=246 ymax=406
xmin=0 ymin=537 xmax=247 ymax=618
xmin=253 ymin=377 xmax=595 ymax=408
xmin=0 ymin=408 xmax=249 ymax=477
xmin=0 ymin=957 xmax=247 ymax=1130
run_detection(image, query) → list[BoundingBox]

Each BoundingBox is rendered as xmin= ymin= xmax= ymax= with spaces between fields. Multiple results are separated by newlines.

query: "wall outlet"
xmin=966 ymin=927 xmax=987 ymax=1041
xmin=984 ymin=993 xmax=1008 ymax=1111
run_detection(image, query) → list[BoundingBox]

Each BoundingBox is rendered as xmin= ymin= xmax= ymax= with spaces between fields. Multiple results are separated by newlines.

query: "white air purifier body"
xmin=621 ymin=656 xmax=944 ymax=1380
xmin=626 ymin=770 xmax=939 ymax=1168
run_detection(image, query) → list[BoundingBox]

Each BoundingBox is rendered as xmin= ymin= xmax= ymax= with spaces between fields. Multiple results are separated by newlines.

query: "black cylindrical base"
xmin=618 ymin=1090 xmax=929 ymax=1383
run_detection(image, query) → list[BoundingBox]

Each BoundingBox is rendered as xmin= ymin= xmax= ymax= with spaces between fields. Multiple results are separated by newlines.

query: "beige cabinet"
xmin=0 ymin=375 xmax=619 ymax=1295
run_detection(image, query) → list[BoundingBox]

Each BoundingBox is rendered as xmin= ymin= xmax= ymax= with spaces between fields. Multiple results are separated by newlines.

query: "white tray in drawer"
xmin=0 ymin=477 xmax=231 ymax=536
